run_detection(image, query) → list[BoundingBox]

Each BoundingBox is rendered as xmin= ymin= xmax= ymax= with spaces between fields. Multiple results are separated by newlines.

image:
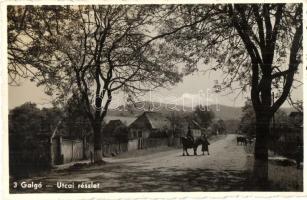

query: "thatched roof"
xmin=129 ymin=112 xmax=171 ymax=130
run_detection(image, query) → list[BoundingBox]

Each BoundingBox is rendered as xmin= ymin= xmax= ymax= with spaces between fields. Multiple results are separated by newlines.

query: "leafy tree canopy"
xmin=193 ymin=105 xmax=215 ymax=128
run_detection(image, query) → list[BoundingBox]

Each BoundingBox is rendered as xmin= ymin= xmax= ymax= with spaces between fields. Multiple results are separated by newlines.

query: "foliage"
xmin=8 ymin=4 xmax=303 ymax=170
xmin=167 ymin=111 xmax=189 ymax=137
xmin=161 ymin=4 xmax=302 ymax=183
xmin=239 ymin=99 xmax=289 ymax=137
xmin=239 ymin=100 xmax=256 ymax=136
xmin=211 ymin=119 xmax=226 ymax=134
xmin=9 ymin=102 xmax=59 ymax=178
xmin=193 ymin=105 xmax=215 ymax=128
xmin=8 ymin=5 xmax=196 ymax=159
xmin=9 ymin=102 xmax=63 ymax=136
xmin=162 ymin=4 xmax=302 ymax=109
xmin=102 ymin=120 xmax=128 ymax=143
xmin=9 ymin=102 xmax=42 ymax=137
xmin=8 ymin=101 xmax=97 ymax=177
xmin=60 ymin=93 xmax=92 ymax=139
xmin=8 ymin=5 xmax=188 ymax=109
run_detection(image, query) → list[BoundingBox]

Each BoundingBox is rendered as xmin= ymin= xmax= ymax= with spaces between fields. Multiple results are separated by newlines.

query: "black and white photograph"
xmin=3 ymin=1 xmax=305 ymax=195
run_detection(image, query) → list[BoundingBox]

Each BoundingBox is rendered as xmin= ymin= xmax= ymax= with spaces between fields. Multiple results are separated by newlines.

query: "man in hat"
xmin=186 ymin=125 xmax=194 ymax=144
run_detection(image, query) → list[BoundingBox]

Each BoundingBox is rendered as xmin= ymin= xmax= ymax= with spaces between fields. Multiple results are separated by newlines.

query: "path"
xmin=11 ymin=134 xmax=251 ymax=192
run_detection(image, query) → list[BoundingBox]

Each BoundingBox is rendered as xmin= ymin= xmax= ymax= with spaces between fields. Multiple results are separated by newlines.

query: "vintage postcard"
xmin=1 ymin=0 xmax=306 ymax=199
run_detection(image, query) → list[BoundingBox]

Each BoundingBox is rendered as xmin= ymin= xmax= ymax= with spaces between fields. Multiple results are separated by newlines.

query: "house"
xmin=103 ymin=120 xmax=128 ymax=143
xmin=52 ymin=119 xmax=129 ymax=165
xmin=175 ymin=119 xmax=205 ymax=138
xmin=129 ymin=111 xmax=172 ymax=139
xmin=189 ymin=120 xmax=204 ymax=137
xmin=128 ymin=111 xmax=172 ymax=150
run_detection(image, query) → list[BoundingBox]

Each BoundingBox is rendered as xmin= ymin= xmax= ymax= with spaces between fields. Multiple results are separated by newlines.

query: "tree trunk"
xmin=253 ymin=113 xmax=270 ymax=190
xmin=93 ymin=122 xmax=103 ymax=162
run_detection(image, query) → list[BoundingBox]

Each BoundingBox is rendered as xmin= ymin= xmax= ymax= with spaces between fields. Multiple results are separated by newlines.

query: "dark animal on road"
xmin=181 ymin=136 xmax=210 ymax=156
xmin=237 ymin=136 xmax=247 ymax=145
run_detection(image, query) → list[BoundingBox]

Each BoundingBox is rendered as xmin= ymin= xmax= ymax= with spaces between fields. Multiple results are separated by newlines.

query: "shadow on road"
xmin=11 ymin=163 xmax=251 ymax=193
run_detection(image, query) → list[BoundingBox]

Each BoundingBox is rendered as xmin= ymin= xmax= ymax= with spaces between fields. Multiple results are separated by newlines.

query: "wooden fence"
xmin=86 ymin=137 xmax=180 ymax=158
xmin=102 ymin=143 xmax=128 ymax=155
xmin=86 ymin=142 xmax=128 ymax=157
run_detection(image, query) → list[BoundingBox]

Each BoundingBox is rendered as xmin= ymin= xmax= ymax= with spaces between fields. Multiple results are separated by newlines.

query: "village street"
xmin=12 ymin=134 xmax=253 ymax=192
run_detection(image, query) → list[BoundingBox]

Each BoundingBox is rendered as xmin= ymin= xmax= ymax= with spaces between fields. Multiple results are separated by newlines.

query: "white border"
xmin=1 ymin=0 xmax=306 ymax=199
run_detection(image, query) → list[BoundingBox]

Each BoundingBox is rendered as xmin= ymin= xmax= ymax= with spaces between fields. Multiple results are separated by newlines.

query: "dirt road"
xmin=12 ymin=134 xmax=252 ymax=192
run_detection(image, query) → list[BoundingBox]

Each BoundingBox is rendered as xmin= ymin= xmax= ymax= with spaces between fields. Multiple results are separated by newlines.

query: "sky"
xmin=8 ymin=66 xmax=303 ymax=110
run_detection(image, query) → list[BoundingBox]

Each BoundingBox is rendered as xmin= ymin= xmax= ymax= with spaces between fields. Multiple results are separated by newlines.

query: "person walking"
xmin=201 ymin=133 xmax=210 ymax=155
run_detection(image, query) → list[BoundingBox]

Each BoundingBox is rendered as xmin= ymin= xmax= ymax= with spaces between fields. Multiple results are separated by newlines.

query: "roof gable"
xmin=145 ymin=112 xmax=171 ymax=129
xmin=129 ymin=112 xmax=171 ymax=130
xmin=129 ymin=112 xmax=152 ymax=129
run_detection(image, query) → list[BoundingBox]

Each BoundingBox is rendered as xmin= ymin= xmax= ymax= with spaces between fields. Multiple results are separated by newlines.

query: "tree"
xmin=240 ymin=99 xmax=289 ymax=133
xmin=9 ymin=103 xmax=61 ymax=177
xmin=8 ymin=5 xmax=196 ymax=162
xmin=167 ymin=111 xmax=189 ymax=138
xmin=8 ymin=4 xmax=303 ymax=183
xmin=239 ymin=99 xmax=256 ymax=136
xmin=9 ymin=102 xmax=42 ymax=137
xmin=211 ymin=119 xmax=226 ymax=135
xmin=162 ymin=4 xmax=302 ymax=186
xmin=227 ymin=5 xmax=302 ymax=186
xmin=216 ymin=119 xmax=226 ymax=134
xmin=60 ymin=93 xmax=92 ymax=139
xmin=193 ymin=105 xmax=215 ymax=128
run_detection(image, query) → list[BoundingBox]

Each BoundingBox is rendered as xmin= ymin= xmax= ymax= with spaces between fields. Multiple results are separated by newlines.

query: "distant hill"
xmin=106 ymin=101 xmax=296 ymax=133
xmin=108 ymin=101 xmax=296 ymax=121
xmin=208 ymin=104 xmax=242 ymax=121
xmin=109 ymin=101 xmax=243 ymax=121
xmin=114 ymin=101 xmax=194 ymax=114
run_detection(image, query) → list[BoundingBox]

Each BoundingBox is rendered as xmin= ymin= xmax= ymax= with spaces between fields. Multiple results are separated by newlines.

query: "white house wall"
xmin=128 ymin=139 xmax=138 ymax=151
